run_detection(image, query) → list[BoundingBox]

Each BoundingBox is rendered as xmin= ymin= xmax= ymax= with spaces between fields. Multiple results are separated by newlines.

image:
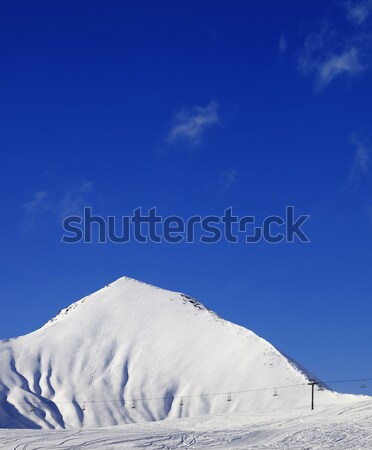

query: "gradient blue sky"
xmin=1 ymin=0 xmax=372 ymax=395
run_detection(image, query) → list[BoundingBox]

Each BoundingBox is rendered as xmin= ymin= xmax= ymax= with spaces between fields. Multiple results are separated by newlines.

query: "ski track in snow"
xmin=0 ymin=400 xmax=371 ymax=449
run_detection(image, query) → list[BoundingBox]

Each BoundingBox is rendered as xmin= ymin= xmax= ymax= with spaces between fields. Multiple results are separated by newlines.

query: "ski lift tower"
xmin=308 ymin=380 xmax=319 ymax=411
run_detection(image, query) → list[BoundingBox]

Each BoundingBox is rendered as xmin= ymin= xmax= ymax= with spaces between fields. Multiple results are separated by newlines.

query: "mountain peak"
xmin=0 ymin=277 xmax=359 ymax=429
xmin=42 ymin=276 xmax=210 ymax=330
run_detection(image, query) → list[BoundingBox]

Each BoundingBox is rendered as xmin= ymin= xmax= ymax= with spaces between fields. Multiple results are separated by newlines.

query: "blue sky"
xmin=1 ymin=0 xmax=372 ymax=394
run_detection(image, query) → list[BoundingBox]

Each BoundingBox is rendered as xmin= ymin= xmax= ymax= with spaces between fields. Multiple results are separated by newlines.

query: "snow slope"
xmin=0 ymin=277 xmax=364 ymax=429
xmin=1 ymin=400 xmax=372 ymax=449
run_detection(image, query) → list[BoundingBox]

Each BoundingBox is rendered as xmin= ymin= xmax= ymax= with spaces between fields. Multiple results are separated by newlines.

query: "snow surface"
xmin=0 ymin=277 xmax=367 ymax=430
xmin=0 ymin=399 xmax=372 ymax=449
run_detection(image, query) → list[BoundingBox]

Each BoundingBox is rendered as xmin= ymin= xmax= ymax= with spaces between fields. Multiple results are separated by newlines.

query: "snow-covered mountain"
xmin=0 ymin=277 xmax=359 ymax=429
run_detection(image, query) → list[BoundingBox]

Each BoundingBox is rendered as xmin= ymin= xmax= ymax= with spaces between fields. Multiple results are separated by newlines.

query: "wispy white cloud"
xmin=343 ymin=0 xmax=372 ymax=25
xmin=59 ymin=181 xmax=93 ymax=218
xmin=220 ymin=169 xmax=238 ymax=192
xmin=316 ymin=47 xmax=363 ymax=87
xmin=298 ymin=0 xmax=372 ymax=90
xmin=349 ymin=133 xmax=370 ymax=185
xmin=23 ymin=191 xmax=48 ymax=213
xmin=298 ymin=22 xmax=365 ymax=89
xmin=22 ymin=191 xmax=50 ymax=229
xmin=167 ymin=101 xmax=219 ymax=145
xmin=279 ymin=34 xmax=288 ymax=55
xmin=22 ymin=181 xmax=94 ymax=229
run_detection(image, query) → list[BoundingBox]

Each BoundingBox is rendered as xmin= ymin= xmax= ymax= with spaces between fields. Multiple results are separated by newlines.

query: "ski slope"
xmin=0 ymin=277 xmax=365 ymax=430
xmin=0 ymin=399 xmax=371 ymax=449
